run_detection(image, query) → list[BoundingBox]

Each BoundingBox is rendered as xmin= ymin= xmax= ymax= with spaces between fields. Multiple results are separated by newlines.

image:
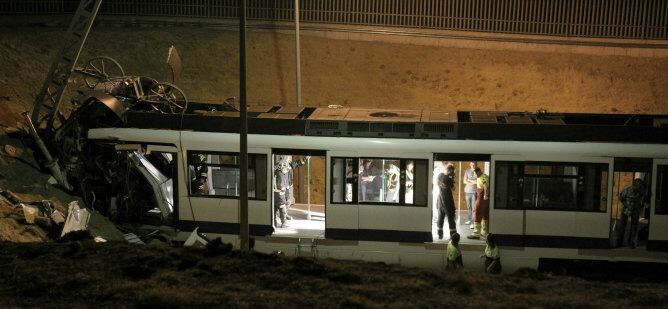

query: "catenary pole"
xmin=295 ymin=0 xmax=302 ymax=107
xmin=458 ymin=161 xmax=462 ymax=225
xmin=239 ymin=0 xmax=249 ymax=251
xmin=307 ymin=157 xmax=311 ymax=220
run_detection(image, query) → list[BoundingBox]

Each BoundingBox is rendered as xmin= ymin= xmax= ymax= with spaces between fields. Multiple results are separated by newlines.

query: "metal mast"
xmin=239 ymin=0 xmax=250 ymax=251
xmin=294 ymin=0 xmax=302 ymax=107
xmin=31 ymin=0 xmax=103 ymax=134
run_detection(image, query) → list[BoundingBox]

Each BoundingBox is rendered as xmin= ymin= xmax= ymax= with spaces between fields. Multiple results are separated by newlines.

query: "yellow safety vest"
xmin=484 ymin=245 xmax=499 ymax=259
xmin=447 ymin=242 xmax=461 ymax=261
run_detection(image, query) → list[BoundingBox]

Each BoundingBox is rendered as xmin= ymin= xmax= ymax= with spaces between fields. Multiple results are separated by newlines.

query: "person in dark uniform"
xmin=437 ymin=164 xmax=457 ymax=239
xmin=360 ymin=159 xmax=381 ymax=202
xmin=273 ymin=155 xmax=308 ymax=228
xmin=617 ymin=178 xmax=647 ymax=248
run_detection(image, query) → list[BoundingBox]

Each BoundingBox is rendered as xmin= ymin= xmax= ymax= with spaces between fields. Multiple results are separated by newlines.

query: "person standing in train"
xmin=463 ymin=161 xmax=478 ymax=229
xmin=384 ymin=162 xmax=401 ymax=203
xmin=405 ymin=161 xmax=415 ymax=204
xmin=617 ymin=178 xmax=647 ymax=249
xmin=468 ymin=167 xmax=490 ymax=239
xmin=360 ymin=159 xmax=380 ymax=202
xmin=273 ymin=155 xmax=309 ymax=228
xmin=436 ymin=163 xmax=457 ymax=239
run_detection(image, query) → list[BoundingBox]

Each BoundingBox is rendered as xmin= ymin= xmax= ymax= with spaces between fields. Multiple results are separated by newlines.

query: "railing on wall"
xmin=1 ymin=0 xmax=667 ymax=40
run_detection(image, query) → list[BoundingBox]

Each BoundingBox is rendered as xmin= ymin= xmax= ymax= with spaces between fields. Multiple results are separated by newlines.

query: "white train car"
xmin=87 ymin=107 xmax=668 ymax=273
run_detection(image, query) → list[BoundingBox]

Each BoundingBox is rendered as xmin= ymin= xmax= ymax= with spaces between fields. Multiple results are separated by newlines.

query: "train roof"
xmin=123 ymin=102 xmax=668 ymax=144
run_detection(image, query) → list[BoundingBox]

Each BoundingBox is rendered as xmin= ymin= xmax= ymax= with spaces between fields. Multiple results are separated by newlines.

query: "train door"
xmin=489 ymin=155 xmax=525 ymax=246
xmin=432 ymin=154 xmax=491 ymax=243
xmin=648 ymin=159 xmax=668 ymax=251
xmin=492 ymin=154 xmax=612 ymax=248
xmin=327 ymin=152 xmax=359 ymax=240
xmin=327 ymin=151 xmax=431 ymax=243
xmin=610 ymin=158 xmax=652 ymax=248
xmin=271 ymin=149 xmax=326 ymax=238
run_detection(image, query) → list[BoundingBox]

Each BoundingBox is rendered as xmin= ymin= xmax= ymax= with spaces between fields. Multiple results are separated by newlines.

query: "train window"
xmin=495 ymin=161 xmax=608 ymax=212
xmin=331 ymin=157 xmax=427 ymax=206
xmin=359 ymin=158 xmax=401 ymax=203
xmin=407 ymin=160 xmax=428 ymax=206
xmin=657 ymin=165 xmax=668 ymax=215
xmin=356 ymin=158 xmax=428 ymax=206
xmin=187 ymin=152 xmax=267 ymax=200
xmin=494 ymin=162 xmax=524 ymax=209
xmin=331 ymin=157 xmax=356 ymax=204
xmin=523 ymin=164 xmax=579 ymax=210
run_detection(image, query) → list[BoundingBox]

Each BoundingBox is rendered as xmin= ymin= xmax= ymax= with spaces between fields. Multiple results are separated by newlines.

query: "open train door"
xmin=648 ymin=159 xmax=668 ymax=251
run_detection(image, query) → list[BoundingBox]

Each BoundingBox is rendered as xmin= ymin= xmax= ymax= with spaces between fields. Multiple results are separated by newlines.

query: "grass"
xmin=0 ymin=241 xmax=667 ymax=308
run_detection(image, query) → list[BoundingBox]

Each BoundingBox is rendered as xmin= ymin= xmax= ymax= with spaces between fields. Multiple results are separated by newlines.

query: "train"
xmin=70 ymin=100 xmax=668 ymax=273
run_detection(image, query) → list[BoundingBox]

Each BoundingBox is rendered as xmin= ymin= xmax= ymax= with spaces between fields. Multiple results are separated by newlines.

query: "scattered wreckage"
xmin=14 ymin=47 xmax=208 ymax=245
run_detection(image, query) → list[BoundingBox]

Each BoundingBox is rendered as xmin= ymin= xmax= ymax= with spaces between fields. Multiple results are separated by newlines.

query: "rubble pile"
xmin=0 ymin=125 xmax=180 ymax=245
xmin=0 ymin=126 xmax=121 ymax=243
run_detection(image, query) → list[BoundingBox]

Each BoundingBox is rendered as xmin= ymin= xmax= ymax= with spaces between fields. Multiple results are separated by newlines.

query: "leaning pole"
xmin=239 ymin=0 xmax=249 ymax=251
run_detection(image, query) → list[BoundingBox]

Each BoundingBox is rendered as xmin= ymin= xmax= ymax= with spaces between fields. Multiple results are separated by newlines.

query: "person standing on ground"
xmin=437 ymin=164 xmax=457 ymax=239
xmin=463 ymin=161 xmax=478 ymax=229
xmin=468 ymin=167 xmax=489 ymax=239
xmin=617 ymin=178 xmax=647 ymax=248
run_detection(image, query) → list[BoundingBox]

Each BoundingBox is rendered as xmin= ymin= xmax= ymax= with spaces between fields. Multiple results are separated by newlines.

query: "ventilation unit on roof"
xmin=654 ymin=118 xmax=668 ymax=128
xmin=348 ymin=122 xmax=370 ymax=132
xmin=393 ymin=123 xmax=415 ymax=133
xmin=424 ymin=123 xmax=454 ymax=133
xmin=369 ymin=123 xmax=393 ymax=132
xmin=308 ymin=121 xmax=339 ymax=130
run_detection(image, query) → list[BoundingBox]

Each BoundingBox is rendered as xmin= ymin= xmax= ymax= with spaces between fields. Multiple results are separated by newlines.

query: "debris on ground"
xmin=50 ymin=209 xmax=65 ymax=224
xmin=184 ymin=227 xmax=209 ymax=247
xmin=20 ymin=203 xmax=40 ymax=224
xmin=2 ymin=144 xmax=23 ymax=158
xmin=61 ymin=201 xmax=126 ymax=242
xmin=123 ymin=233 xmax=145 ymax=245
xmin=0 ymin=188 xmax=23 ymax=204
xmin=0 ymin=194 xmax=49 ymax=242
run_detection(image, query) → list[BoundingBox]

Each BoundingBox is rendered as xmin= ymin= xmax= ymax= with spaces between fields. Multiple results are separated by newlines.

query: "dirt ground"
xmin=0 ymin=128 xmax=78 ymax=242
xmin=1 ymin=25 xmax=667 ymax=128
xmin=0 ymin=241 xmax=665 ymax=308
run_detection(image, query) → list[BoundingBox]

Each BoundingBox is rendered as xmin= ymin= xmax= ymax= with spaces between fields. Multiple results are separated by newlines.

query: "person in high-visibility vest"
xmin=446 ymin=232 xmax=463 ymax=269
xmin=190 ymin=153 xmax=209 ymax=194
xmin=481 ymin=233 xmax=501 ymax=274
xmin=384 ymin=163 xmax=401 ymax=203
xmin=468 ymin=167 xmax=489 ymax=239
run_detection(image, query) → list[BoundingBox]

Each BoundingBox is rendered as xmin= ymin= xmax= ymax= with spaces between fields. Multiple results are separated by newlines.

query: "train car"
xmin=83 ymin=104 xmax=668 ymax=273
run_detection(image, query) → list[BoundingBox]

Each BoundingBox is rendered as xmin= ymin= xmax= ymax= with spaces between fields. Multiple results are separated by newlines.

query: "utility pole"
xmin=295 ymin=0 xmax=302 ymax=107
xmin=239 ymin=0 xmax=249 ymax=251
